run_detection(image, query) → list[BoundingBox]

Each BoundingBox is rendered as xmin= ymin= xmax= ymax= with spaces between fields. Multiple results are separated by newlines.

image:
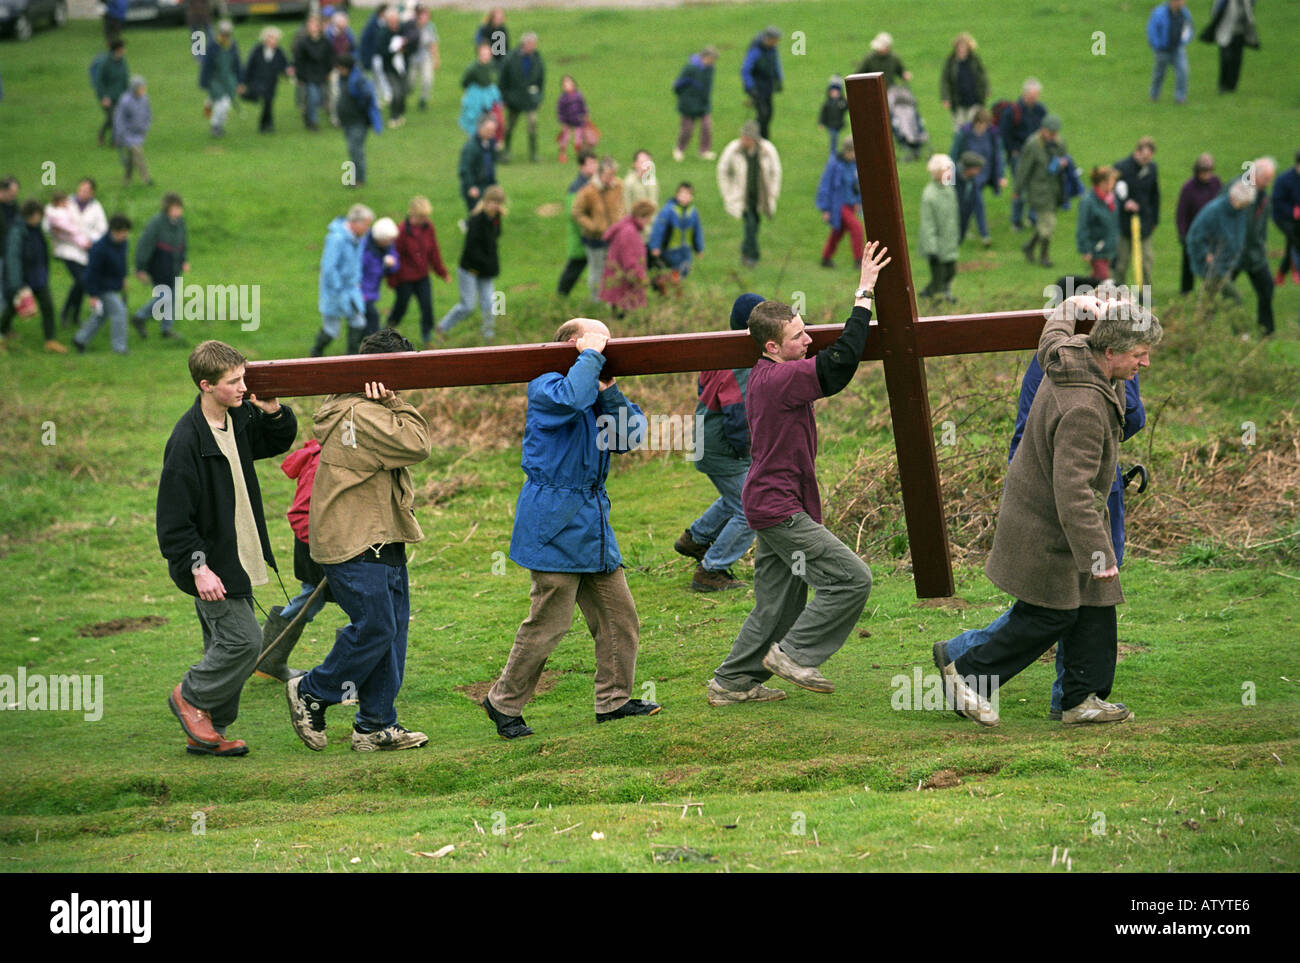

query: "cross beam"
xmin=244 ymin=74 xmax=1078 ymax=598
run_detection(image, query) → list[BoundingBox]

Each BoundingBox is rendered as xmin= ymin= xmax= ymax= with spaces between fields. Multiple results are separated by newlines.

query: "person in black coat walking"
xmin=244 ymin=27 xmax=293 ymax=133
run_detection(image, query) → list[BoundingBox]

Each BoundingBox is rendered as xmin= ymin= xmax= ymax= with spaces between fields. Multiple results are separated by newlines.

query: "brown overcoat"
xmin=985 ymin=310 xmax=1126 ymax=610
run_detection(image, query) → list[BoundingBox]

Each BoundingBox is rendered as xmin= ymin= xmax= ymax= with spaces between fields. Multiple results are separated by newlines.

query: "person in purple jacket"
xmin=73 ymin=214 xmax=133 ymax=355
xmin=555 ymin=74 xmax=588 ymax=164
xmin=1175 ymin=153 xmax=1222 ymax=294
xmin=360 ymin=216 xmax=400 ymax=336
xmin=708 ymin=244 xmax=889 ymax=706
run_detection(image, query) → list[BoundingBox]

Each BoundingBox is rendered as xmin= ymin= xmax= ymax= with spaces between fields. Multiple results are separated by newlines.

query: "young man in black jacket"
xmin=157 ymin=340 xmax=297 ymax=755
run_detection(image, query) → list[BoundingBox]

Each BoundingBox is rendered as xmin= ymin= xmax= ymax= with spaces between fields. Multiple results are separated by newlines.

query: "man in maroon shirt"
xmin=708 ymin=242 xmax=890 ymax=705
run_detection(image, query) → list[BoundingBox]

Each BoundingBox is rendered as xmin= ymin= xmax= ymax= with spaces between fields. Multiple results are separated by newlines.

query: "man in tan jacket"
xmin=933 ymin=293 xmax=1162 ymax=727
xmin=716 ymin=120 xmax=782 ymax=267
xmin=287 ymin=328 xmax=433 ymax=752
xmin=572 ymin=156 xmax=625 ymax=301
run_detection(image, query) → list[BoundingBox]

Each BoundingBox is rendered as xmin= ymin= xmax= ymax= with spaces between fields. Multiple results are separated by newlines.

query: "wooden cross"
xmin=245 ymin=74 xmax=1079 ymax=599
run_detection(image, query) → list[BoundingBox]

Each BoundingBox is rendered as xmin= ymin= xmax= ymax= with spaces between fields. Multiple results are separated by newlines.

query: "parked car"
xmin=0 ymin=0 xmax=66 ymax=40
xmin=125 ymin=0 xmax=187 ymax=25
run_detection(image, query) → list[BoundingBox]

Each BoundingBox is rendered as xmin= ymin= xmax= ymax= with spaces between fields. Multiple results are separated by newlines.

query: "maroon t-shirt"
xmin=741 ymin=356 xmax=825 ymax=529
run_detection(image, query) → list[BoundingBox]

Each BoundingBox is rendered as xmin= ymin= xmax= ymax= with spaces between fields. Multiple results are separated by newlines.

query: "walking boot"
xmin=310 ymin=331 xmax=333 ymax=357
xmin=1039 ymin=239 xmax=1054 ymax=268
xmin=345 ymin=326 xmax=364 ymax=355
xmin=256 ymin=606 xmax=307 ymax=683
xmin=528 ymin=130 xmax=538 ymax=163
xmin=1021 ymin=235 xmax=1038 ymax=265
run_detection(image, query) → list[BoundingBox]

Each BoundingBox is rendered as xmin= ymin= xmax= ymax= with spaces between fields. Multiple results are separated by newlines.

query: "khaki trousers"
xmin=489 ymin=568 xmax=639 ymax=715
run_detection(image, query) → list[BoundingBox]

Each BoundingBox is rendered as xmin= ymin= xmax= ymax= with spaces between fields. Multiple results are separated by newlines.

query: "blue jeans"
xmin=944 ymin=606 xmax=1066 ymax=713
xmin=437 ymin=266 xmax=496 ymax=339
xmin=75 ymin=291 xmax=128 ymax=354
xmin=321 ymin=311 xmax=365 ymax=339
xmin=300 ymin=558 xmax=409 ymax=731
xmin=688 ymin=469 xmax=756 ymax=572
xmin=303 ymin=81 xmax=323 ymax=127
xmin=1150 ymin=47 xmax=1189 ymax=103
xmin=281 ymin=580 xmax=328 ymax=623
xmin=134 ymin=290 xmax=175 ymax=334
xmin=662 ymin=246 xmax=695 ymax=277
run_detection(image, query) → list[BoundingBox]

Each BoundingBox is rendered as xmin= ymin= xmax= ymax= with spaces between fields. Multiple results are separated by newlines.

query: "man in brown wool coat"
xmin=932 ymin=292 xmax=1162 ymax=727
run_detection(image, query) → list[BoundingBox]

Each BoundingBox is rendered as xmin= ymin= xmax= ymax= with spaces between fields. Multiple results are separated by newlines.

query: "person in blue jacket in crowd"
xmin=73 ymin=213 xmax=133 ymax=355
xmin=815 ymin=137 xmax=863 ymax=268
xmin=1147 ymin=0 xmax=1194 ymax=104
xmin=482 ymin=317 xmax=661 ymax=739
xmin=649 ymin=181 xmax=704 ymax=278
xmin=740 ymin=26 xmax=783 ymax=141
xmin=941 ymin=305 xmax=1146 ymax=720
xmin=311 ymin=203 xmax=372 ymax=356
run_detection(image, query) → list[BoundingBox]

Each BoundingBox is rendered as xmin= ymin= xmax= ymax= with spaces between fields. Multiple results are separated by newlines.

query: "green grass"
xmin=0 ymin=1 xmax=1298 ymax=873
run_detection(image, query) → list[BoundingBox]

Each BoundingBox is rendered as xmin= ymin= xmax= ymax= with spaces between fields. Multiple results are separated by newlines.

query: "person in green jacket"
xmin=1076 ymin=166 xmax=1120 ymax=281
xmin=94 ymin=39 xmax=130 ymax=148
xmin=857 ymin=32 xmax=911 ymax=87
xmin=200 ymin=20 xmax=243 ymax=138
xmin=920 ymin=154 xmax=960 ymax=302
xmin=939 ymin=33 xmax=988 ymax=132
xmin=1015 ymin=114 xmax=1067 ymax=267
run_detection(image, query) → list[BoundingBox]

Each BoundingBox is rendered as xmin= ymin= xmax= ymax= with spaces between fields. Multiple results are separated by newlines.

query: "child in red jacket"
xmin=385 ymin=195 xmax=449 ymax=348
xmin=256 ymin=439 xmax=335 ymax=682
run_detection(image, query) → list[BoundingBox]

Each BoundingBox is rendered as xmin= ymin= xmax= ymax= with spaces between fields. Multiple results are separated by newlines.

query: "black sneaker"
xmin=72 ymin=338 xmax=86 ymax=355
xmin=596 ymin=698 xmax=662 ymax=723
xmin=482 ymin=695 xmax=533 ymax=739
xmin=130 ymin=314 xmax=147 ymax=339
xmin=286 ymin=676 xmax=328 ymax=750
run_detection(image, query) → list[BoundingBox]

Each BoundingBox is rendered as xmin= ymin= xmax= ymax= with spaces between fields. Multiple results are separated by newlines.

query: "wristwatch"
xmin=854 ymin=287 xmax=875 ymax=302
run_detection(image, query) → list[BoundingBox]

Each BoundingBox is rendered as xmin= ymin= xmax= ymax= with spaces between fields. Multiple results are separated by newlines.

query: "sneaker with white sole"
xmin=1061 ymin=693 xmax=1133 ymax=725
xmin=939 ymin=660 xmax=999 ymax=727
xmin=286 ymin=675 xmax=329 ymax=751
xmin=706 ymin=678 xmax=787 ymax=706
xmin=351 ymin=723 xmax=429 ymax=751
xmin=761 ymin=643 xmax=834 ymax=693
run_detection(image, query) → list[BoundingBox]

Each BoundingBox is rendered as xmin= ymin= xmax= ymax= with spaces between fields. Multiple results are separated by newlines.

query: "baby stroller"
xmin=887 ymin=85 xmax=928 ymax=161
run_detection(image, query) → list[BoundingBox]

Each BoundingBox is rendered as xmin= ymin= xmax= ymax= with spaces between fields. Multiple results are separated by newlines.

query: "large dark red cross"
xmin=245 ymin=74 xmax=1074 ymax=598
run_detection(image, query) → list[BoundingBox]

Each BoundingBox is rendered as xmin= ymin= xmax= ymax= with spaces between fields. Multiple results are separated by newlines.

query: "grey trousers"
xmin=714 ymin=512 xmax=871 ymax=691
xmin=489 ymin=568 xmax=639 ymax=715
xmin=180 ymin=596 xmax=263 ymax=732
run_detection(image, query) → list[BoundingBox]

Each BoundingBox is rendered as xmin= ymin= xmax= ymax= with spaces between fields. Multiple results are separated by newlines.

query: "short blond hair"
xmin=188 ymin=340 xmax=246 ymax=388
xmin=409 ymin=195 xmax=432 ymax=217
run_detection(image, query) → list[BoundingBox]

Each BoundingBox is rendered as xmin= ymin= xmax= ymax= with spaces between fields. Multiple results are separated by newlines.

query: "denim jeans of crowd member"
xmin=344 ymin=124 xmax=368 ymax=184
xmin=281 ymin=580 xmax=329 ymax=624
xmin=302 ymin=82 xmax=324 ymax=128
xmin=742 ymin=207 xmax=761 ymax=262
xmin=687 ymin=470 xmax=755 ymax=573
xmin=437 ymin=267 xmax=496 ymax=339
xmin=133 ymin=287 xmax=177 ymax=335
xmin=210 ymin=95 xmax=232 ymax=133
xmin=298 ymin=557 xmax=409 ymax=732
xmin=75 ymin=291 xmax=129 ymax=354
xmin=1150 ymin=46 xmax=1189 ymax=102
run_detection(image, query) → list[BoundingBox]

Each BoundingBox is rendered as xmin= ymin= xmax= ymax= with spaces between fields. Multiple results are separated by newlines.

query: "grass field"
xmin=0 ymin=0 xmax=1297 ymax=875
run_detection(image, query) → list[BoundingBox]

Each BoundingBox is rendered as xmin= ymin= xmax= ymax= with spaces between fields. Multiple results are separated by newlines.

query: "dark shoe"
xmin=674 ymin=529 xmax=710 ymax=561
xmin=1048 ymin=708 xmax=1063 ymax=721
xmin=351 ymin=723 xmax=428 ymax=752
xmin=72 ymin=338 xmax=86 ymax=355
xmin=691 ymin=565 xmax=744 ymax=592
xmin=160 ymin=330 xmax=187 ymax=345
xmin=345 ymin=326 xmax=364 ymax=355
xmin=1021 ymin=236 xmax=1038 ymax=264
xmin=483 ymin=695 xmax=533 ymax=739
xmin=169 ymin=684 xmax=221 ymax=746
xmin=820 ymin=257 xmax=834 ymax=268
xmin=310 ymin=331 xmax=333 ymax=357
xmin=130 ymin=314 xmax=148 ymax=339
xmin=185 ymin=736 xmax=249 ymax=757
xmin=596 ymin=698 xmax=662 ymax=723
xmin=1039 ymin=241 xmax=1054 ymax=268
xmin=286 ymin=675 xmax=329 ymax=751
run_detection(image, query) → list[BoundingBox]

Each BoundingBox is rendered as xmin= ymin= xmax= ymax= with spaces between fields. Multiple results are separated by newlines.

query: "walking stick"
xmin=1130 ymin=213 xmax=1143 ymax=288
xmin=255 ymin=578 xmax=328 ymax=672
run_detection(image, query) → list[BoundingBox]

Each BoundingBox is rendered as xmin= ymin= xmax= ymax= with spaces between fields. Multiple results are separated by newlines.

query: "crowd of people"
xmin=0 ymin=5 xmax=1288 ymax=750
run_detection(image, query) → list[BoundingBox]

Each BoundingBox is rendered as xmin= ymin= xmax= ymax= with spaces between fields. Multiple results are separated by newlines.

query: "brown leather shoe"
xmin=169 ymin=684 xmax=221 ymax=746
xmin=691 ymin=565 xmax=744 ymax=592
xmin=185 ymin=736 xmax=249 ymax=756
xmin=674 ymin=529 xmax=710 ymax=561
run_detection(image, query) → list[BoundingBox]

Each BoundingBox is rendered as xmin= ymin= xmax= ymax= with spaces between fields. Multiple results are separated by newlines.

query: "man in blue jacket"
xmin=73 ymin=213 xmax=132 ymax=355
xmin=1147 ymin=0 xmax=1193 ymax=103
xmin=940 ymin=305 xmax=1145 ymax=720
xmin=483 ymin=318 xmax=661 ymax=738
xmin=741 ymin=27 xmax=782 ymax=141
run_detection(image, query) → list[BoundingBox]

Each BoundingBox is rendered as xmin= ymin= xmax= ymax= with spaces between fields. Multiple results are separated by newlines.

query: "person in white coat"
xmin=716 ymin=120 xmax=781 ymax=267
